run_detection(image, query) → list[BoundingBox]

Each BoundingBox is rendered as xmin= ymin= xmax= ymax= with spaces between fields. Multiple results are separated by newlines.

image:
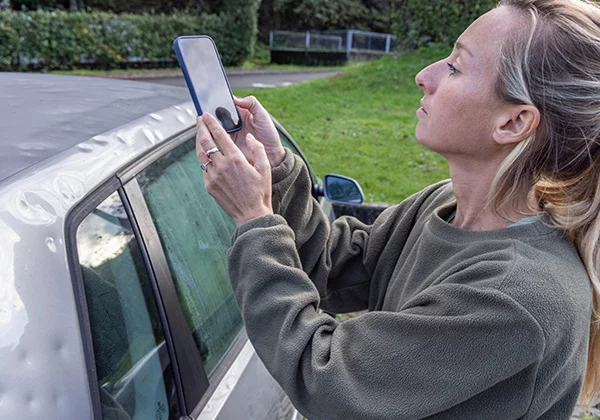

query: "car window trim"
xmin=190 ymin=329 xmax=249 ymax=418
xmin=118 ymin=127 xmax=195 ymax=184
xmin=122 ymin=177 xmax=210 ymax=414
xmin=64 ymin=178 xmax=134 ymax=420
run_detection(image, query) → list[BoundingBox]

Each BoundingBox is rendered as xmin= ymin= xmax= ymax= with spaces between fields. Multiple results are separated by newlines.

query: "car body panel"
xmin=0 ymin=73 xmax=190 ymax=183
xmin=0 ymin=74 xmax=350 ymax=420
xmin=197 ymin=340 xmax=296 ymax=420
xmin=0 ymin=92 xmax=198 ymax=418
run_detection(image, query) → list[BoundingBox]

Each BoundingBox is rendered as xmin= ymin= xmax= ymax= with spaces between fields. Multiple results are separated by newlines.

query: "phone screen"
xmin=175 ymin=36 xmax=241 ymax=132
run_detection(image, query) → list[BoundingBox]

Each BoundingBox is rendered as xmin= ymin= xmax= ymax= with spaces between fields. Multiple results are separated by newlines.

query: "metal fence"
xmin=269 ymin=29 xmax=397 ymax=57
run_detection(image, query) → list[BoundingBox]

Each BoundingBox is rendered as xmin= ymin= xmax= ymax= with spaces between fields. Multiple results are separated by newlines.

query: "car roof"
xmin=0 ymin=73 xmax=191 ymax=183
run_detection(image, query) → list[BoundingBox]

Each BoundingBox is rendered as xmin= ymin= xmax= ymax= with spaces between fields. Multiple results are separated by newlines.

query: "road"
xmin=140 ymin=70 xmax=342 ymax=89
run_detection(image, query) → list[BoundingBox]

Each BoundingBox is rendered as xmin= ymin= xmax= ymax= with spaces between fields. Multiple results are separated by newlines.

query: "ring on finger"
xmin=205 ymin=147 xmax=221 ymax=159
xmin=200 ymin=160 xmax=213 ymax=172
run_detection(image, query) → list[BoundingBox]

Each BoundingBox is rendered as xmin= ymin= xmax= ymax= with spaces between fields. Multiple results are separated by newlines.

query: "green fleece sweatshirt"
xmin=227 ymin=151 xmax=592 ymax=420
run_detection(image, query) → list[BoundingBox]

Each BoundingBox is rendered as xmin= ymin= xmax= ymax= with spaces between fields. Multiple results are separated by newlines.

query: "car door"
xmin=70 ymin=115 xmax=347 ymax=420
xmin=70 ymin=127 xmax=302 ymax=419
xmin=120 ymin=132 xmax=303 ymax=419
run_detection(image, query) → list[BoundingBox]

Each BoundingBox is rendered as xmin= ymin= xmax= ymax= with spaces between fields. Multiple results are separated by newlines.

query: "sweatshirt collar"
xmin=428 ymin=200 xmax=560 ymax=244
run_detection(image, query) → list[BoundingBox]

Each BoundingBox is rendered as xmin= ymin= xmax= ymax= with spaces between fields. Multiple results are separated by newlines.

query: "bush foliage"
xmin=0 ymin=0 xmax=259 ymax=70
xmin=259 ymin=0 xmax=497 ymax=49
xmin=10 ymin=0 xmax=220 ymax=14
xmin=394 ymin=0 xmax=497 ymax=48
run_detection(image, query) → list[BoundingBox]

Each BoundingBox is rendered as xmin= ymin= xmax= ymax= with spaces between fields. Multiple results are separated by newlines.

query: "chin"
xmin=415 ymin=127 xmax=433 ymax=150
xmin=415 ymin=133 xmax=448 ymax=159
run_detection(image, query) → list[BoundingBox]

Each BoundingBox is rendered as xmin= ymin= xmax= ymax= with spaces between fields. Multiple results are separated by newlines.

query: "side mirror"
xmin=314 ymin=174 xmax=365 ymax=204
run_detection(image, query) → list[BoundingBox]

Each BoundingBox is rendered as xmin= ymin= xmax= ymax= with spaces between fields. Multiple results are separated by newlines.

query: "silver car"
xmin=0 ymin=73 xmax=364 ymax=420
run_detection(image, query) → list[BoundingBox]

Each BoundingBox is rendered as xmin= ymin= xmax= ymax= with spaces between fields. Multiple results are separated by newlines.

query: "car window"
xmin=135 ymin=139 xmax=243 ymax=377
xmin=76 ymin=191 xmax=180 ymax=420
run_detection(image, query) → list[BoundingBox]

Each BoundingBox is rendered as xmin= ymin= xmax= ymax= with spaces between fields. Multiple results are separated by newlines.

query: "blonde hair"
xmin=492 ymin=0 xmax=600 ymax=407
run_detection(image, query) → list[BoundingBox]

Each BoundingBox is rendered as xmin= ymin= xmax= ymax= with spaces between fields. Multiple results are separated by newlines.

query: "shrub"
xmin=0 ymin=4 xmax=259 ymax=71
xmin=392 ymin=0 xmax=497 ymax=49
xmin=259 ymin=0 xmax=496 ymax=51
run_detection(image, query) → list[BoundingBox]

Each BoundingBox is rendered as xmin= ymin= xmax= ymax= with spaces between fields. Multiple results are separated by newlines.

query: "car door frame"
xmin=66 ymin=119 xmax=320 ymax=419
xmin=65 ymin=127 xmax=209 ymax=419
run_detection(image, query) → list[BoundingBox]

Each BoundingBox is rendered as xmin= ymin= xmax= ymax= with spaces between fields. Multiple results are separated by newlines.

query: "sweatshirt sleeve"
xmin=227 ymin=218 xmax=545 ymax=420
xmin=267 ymin=150 xmax=426 ymax=313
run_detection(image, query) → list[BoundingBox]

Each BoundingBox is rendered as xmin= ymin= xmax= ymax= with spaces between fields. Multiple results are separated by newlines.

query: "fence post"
xmin=346 ymin=30 xmax=353 ymax=58
xmin=385 ymin=35 xmax=391 ymax=54
xmin=269 ymin=31 xmax=273 ymax=49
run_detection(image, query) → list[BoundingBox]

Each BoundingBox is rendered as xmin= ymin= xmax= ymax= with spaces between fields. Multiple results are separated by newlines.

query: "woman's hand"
xmin=196 ymin=113 xmax=273 ymax=226
xmin=231 ymin=96 xmax=286 ymax=168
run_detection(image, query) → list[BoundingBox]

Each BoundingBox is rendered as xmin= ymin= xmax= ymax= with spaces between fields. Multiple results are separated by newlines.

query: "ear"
xmin=493 ymin=105 xmax=540 ymax=145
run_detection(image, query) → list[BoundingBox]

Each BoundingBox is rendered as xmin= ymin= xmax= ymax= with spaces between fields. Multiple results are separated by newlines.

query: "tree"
xmin=11 ymin=0 xmax=65 ymax=9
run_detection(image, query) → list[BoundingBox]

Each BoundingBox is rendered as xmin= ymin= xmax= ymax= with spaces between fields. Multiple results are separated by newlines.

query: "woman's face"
xmin=415 ymin=6 xmax=523 ymax=161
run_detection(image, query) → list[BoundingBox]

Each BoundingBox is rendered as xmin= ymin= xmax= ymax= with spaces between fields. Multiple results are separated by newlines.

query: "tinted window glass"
xmin=136 ymin=140 xmax=243 ymax=376
xmin=77 ymin=191 xmax=180 ymax=420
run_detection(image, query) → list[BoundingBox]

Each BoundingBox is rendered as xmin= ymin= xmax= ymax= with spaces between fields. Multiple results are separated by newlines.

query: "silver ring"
xmin=205 ymin=147 xmax=220 ymax=159
xmin=200 ymin=160 xmax=212 ymax=172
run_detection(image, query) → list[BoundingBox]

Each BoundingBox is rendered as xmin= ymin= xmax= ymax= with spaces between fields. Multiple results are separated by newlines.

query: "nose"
xmin=415 ymin=61 xmax=439 ymax=95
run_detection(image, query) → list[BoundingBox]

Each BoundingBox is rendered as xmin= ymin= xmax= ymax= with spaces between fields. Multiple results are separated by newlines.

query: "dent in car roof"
xmin=0 ymin=73 xmax=191 ymax=182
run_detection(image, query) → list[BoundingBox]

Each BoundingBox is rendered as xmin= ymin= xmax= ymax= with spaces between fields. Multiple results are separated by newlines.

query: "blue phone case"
xmin=173 ymin=35 xmax=242 ymax=133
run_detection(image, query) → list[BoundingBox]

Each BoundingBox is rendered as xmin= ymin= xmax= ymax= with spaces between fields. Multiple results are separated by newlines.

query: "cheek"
xmin=435 ymin=87 xmax=495 ymax=135
xmin=416 ymin=90 xmax=498 ymax=151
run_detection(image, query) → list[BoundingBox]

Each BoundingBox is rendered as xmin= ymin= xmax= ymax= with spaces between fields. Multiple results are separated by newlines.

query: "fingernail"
xmin=247 ymin=133 xmax=255 ymax=141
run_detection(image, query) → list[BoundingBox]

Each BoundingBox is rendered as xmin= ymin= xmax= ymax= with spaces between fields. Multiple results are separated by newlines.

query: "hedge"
xmin=0 ymin=2 xmax=260 ymax=71
xmin=392 ymin=0 xmax=497 ymax=49
xmin=259 ymin=0 xmax=496 ymax=51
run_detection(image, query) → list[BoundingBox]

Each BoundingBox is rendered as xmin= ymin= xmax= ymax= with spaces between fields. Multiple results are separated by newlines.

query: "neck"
xmin=448 ymin=160 xmax=538 ymax=231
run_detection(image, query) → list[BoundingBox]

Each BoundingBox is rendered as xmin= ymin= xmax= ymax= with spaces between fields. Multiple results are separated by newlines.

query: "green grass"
xmin=232 ymin=46 xmax=452 ymax=204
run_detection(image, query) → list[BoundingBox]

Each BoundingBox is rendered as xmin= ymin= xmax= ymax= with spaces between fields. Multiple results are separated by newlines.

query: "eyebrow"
xmin=455 ymin=41 xmax=474 ymax=58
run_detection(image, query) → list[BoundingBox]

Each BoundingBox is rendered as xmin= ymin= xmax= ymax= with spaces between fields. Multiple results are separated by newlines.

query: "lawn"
xmin=233 ymin=46 xmax=452 ymax=204
xmin=49 ymin=62 xmax=345 ymax=77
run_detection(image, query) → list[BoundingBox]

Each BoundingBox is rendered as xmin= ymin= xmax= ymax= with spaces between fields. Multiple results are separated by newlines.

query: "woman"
xmin=195 ymin=0 xmax=600 ymax=418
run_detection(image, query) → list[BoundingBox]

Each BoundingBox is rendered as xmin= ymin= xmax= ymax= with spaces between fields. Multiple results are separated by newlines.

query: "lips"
xmin=420 ymin=100 xmax=428 ymax=114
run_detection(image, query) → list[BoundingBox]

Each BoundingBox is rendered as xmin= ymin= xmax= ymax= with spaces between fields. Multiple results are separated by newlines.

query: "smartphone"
xmin=173 ymin=35 xmax=242 ymax=133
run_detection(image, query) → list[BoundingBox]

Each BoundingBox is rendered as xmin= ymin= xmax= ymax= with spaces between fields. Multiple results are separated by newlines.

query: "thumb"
xmin=235 ymin=95 xmax=264 ymax=114
xmin=246 ymin=133 xmax=271 ymax=175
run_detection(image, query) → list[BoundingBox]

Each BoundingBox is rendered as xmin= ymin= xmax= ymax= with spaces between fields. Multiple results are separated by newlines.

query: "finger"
xmin=238 ymin=138 xmax=255 ymax=165
xmin=202 ymin=113 xmax=243 ymax=159
xmin=234 ymin=95 xmax=266 ymax=114
xmin=196 ymin=116 xmax=219 ymax=162
xmin=246 ymin=133 xmax=271 ymax=175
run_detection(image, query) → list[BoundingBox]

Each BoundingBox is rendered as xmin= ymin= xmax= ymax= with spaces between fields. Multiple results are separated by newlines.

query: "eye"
xmin=447 ymin=63 xmax=459 ymax=76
